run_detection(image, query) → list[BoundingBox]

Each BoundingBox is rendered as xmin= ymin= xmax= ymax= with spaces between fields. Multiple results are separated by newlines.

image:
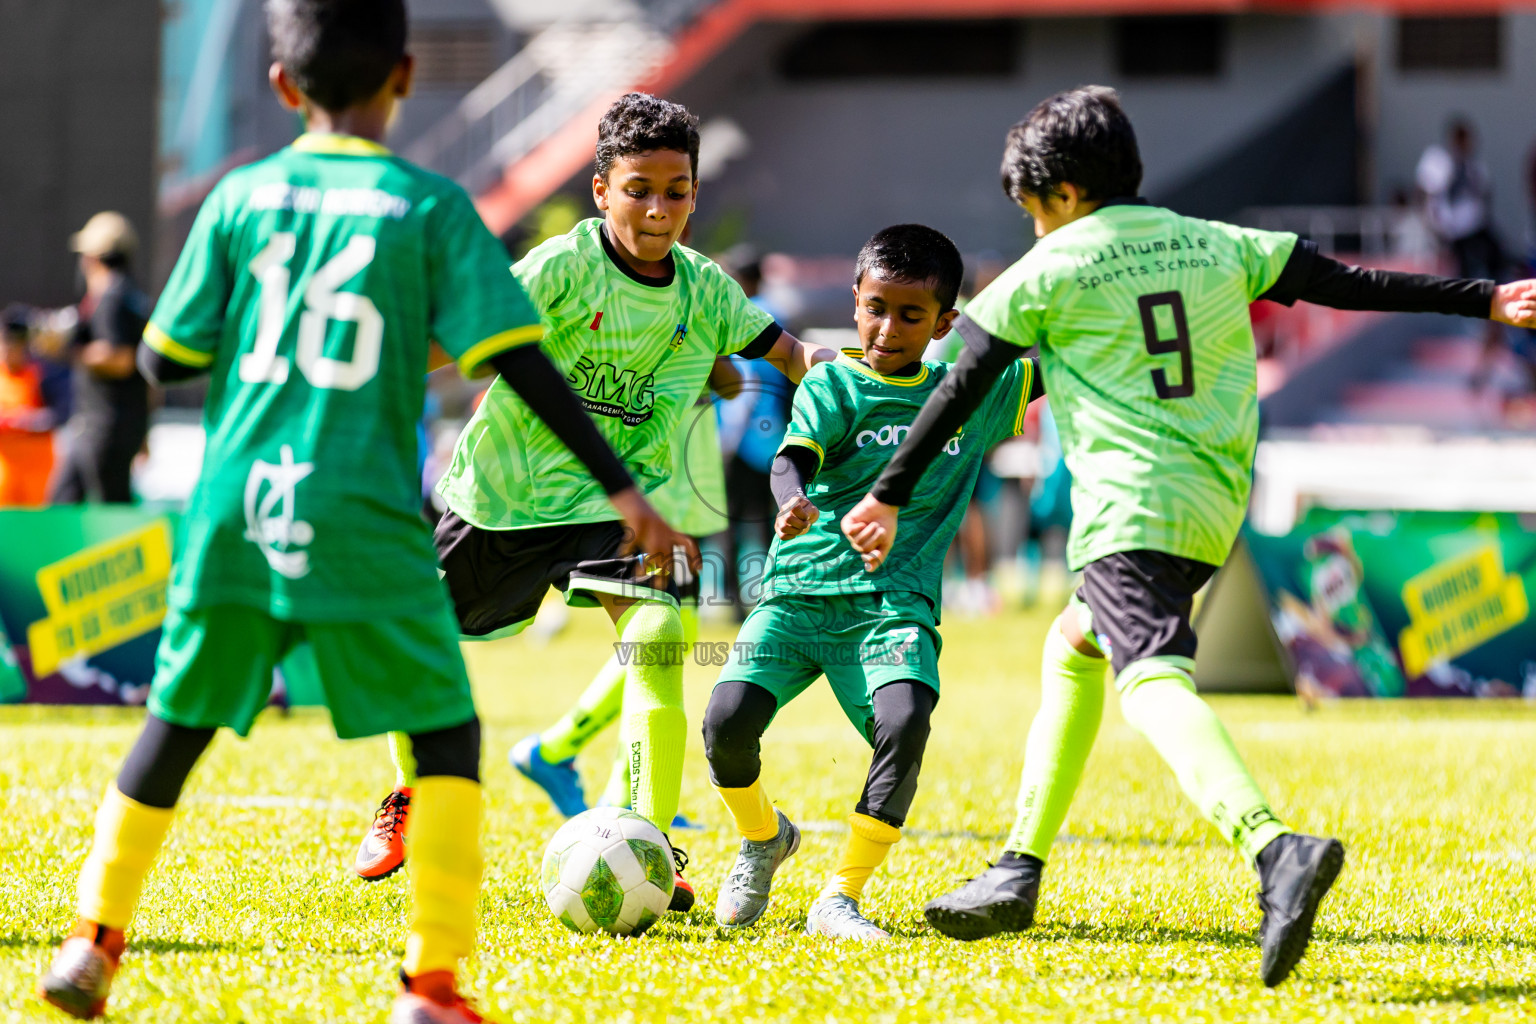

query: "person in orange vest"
xmin=0 ymin=306 xmax=56 ymax=507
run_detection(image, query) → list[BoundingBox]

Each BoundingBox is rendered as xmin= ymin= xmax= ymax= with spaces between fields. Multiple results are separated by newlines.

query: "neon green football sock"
xmin=1002 ymin=615 xmax=1108 ymax=861
xmin=1117 ymin=659 xmax=1292 ymax=864
xmin=389 ymin=731 xmax=417 ymax=789
xmin=539 ymin=595 xmax=698 ymax=769
xmin=600 ymin=594 xmax=698 ymax=810
xmin=540 ymin=655 xmax=627 ymax=764
xmin=617 ymin=600 xmax=687 ymax=829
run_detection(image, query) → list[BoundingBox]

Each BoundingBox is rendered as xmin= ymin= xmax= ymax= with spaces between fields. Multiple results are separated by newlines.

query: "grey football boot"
xmin=714 ymin=809 xmax=801 ymax=928
xmin=806 ymin=893 xmax=891 ymax=941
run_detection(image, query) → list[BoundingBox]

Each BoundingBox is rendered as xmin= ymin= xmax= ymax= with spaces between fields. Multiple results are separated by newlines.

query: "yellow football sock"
xmin=389 ymin=731 xmax=417 ymax=789
xmin=403 ymin=776 xmax=483 ymax=977
xmin=714 ymin=778 xmax=778 ymax=841
xmin=77 ymin=785 xmax=176 ymax=929
xmin=820 ymin=813 xmax=901 ymax=901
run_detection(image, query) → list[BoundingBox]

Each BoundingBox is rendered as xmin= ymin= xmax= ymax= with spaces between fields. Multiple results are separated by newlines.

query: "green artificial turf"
xmin=1 ymin=605 xmax=1534 ymax=1022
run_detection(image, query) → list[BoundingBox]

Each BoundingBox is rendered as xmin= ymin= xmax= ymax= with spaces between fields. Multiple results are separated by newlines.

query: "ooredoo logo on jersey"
xmin=856 ymin=423 xmax=961 ymax=455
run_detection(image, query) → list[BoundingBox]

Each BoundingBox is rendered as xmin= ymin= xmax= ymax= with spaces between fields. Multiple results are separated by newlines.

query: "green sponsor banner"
xmin=0 ymin=507 xmax=321 ymax=707
xmin=1245 ymin=509 xmax=1536 ymax=698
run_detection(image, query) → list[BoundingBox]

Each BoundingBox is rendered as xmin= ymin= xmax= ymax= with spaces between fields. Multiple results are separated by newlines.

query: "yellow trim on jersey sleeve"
xmin=290 ymin=133 xmax=392 ymax=157
xmin=143 ymin=323 xmax=215 ymax=368
xmin=780 ymin=435 xmax=825 ymax=472
xmin=457 ymin=324 xmax=543 ymax=377
xmin=1012 ymin=360 xmax=1034 ymax=436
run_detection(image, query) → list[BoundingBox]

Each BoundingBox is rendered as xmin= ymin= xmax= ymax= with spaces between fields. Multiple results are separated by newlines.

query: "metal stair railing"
xmin=405 ymin=0 xmax=720 ymax=194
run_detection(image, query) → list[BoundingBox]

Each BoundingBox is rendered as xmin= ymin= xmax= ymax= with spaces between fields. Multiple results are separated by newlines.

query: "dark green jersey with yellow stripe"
xmin=767 ymin=351 xmax=1042 ymax=609
xmin=145 ymin=132 xmax=542 ymax=620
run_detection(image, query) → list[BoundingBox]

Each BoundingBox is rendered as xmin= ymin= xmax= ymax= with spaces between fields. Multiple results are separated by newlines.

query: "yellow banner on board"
xmin=1398 ymin=544 xmax=1528 ymax=678
xmin=25 ymin=520 xmax=173 ymax=677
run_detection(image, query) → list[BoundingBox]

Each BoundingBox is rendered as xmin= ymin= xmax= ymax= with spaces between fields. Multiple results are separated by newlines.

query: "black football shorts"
xmin=1076 ymin=549 xmax=1219 ymax=677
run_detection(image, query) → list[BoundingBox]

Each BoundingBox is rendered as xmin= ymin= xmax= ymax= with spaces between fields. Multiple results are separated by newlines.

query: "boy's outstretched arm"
xmin=758 ymin=329 xmax=838 ymax=384
xmin=842 ymin=318 xmax=1024 ymax=571
xmin=1261 ymin=240 xmax=1536 ymax=325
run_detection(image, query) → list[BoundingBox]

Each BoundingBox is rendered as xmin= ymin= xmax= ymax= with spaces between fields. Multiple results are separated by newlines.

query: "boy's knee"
xmin=702 ymin=681 xmax=775 ymax=787
xmin=1115 ymin=657 xmax=1198 ymax=699
xmin=410 ymin=717 xmax=481 ymax=782
xmin=620 ymin=599 xmax=684 ymax=645
xmin=871 ymin=681 xmax=936 ymax=749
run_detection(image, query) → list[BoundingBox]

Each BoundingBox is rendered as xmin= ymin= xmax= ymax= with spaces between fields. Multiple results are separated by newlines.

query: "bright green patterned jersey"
xmin=964 ymin=202 xmax=1297 ymax=570
xmin=437 ymin=218 xmax=776 ymax=530
xmin=763 ymin=351 xmax=1040 ymax=608
xmin=144 ymin=132 xmax=542 ymax=620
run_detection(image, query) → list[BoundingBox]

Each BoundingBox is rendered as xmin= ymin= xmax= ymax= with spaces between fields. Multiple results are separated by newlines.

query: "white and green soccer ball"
xmin=540 ymin=806 xmax=674 ymax=936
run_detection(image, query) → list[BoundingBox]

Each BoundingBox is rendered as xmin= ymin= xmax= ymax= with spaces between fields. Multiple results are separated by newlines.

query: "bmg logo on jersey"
xmin=566 ymin=357 xmax=656 ymax=426
xmin=243 ymin=445 xmax=316 ymax=580
xmin=856 ymin=422 xmax=961 ymax=455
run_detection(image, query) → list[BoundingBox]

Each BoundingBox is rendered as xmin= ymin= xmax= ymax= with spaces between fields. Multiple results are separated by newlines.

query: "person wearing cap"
xmin=49 ymin=211 xmax=151 ymax=504
xmin=0 ymin=306 xmax=55 ymax=507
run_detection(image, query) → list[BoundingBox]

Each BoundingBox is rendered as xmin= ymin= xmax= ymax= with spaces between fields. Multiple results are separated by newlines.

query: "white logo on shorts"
xmin=243 ymin=444 xmax=316 ymax=580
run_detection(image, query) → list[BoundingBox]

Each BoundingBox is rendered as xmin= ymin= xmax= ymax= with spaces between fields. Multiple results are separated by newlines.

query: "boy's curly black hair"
xmin=1001 ymin=86 xmax=1143 ymax=205
xmin=855 ymin=224 xmax=965 ymax=313
xmin=595 ymin=93 xmax=701 ymax=181
xmin=266 ymin=0 xmax=407 ymax=113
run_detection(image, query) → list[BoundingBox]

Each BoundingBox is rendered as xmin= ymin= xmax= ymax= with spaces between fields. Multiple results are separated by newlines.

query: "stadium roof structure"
xmin=472 ymin=0 xmax=1532 ymax=232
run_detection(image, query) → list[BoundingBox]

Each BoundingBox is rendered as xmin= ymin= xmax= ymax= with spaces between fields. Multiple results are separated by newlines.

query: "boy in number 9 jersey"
xmin=38 ymin=3 xmax=664 ymax=1022
xmin=844 ymin=86 xmax=1536 ymax=985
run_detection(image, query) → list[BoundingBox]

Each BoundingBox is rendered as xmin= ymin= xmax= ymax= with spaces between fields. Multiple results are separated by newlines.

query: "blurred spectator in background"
xmin=49 ymin=212 xmax=150 ymax=504
xmin=1417 ymin=120 xmax=1529 ymax=400
xmin=1417 ymin=118 xmax=1501 ymax=279
xmin=718 ymin=256 xmax=791 ymax=616
xmin=0 ymin=305 xmax=56 ymax=506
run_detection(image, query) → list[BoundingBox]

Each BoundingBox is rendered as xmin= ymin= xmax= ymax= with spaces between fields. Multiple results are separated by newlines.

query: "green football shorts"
xmin=716 ymin=590 xmax=941 ymax=743
xmin=147 ymin=601 xmax=475 ymax=740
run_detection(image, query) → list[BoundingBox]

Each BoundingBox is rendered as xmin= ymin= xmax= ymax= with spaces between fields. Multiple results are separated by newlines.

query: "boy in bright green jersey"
xmin=507 ymin=366 xmax=738 ymax=822
xmin=705 ymin=225 xmax=1042 ymax=940
xmin=844 ymin=86 xmax=1536 ymax=985
xmin=352 ymin=93 xmax=835 ymax=911
xmin=37 ymin=3 xmax=668 ymax=1022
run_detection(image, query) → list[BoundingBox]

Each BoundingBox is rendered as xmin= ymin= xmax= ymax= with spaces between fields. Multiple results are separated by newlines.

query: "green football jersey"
xmin=762 ymin=351 xmax=1040 ymax=608
xmin=437 ymin=218 xmax=776 ymax=529
xmin=963 ymin=202 xmax=1297 ymax=570
xmin=145 ymin=132 xmax=542 ymax=620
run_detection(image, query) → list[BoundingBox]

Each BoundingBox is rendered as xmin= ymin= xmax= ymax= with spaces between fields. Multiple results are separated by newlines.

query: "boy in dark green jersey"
xmin=844 ymin=86 xmax=1536 ymax=985
xmin=37 ymin=3 xmax=670 ymax=1021
xmin=352 ymin=93 xmax=836 ymax=910
xmin=705 ymin=225 xmax=1042 ymax=940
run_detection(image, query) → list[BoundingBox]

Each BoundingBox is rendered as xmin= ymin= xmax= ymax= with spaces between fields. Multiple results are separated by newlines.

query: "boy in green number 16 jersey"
xmin=845 ymin=86 xmax=1536 ymax=986
xmin=352 ymin=93 xmax=836 ymax=914
xmin=38 ymin=4 xmax=660 ymax=1022
xmin=704 ymin=226 xmax=1043 ymax=941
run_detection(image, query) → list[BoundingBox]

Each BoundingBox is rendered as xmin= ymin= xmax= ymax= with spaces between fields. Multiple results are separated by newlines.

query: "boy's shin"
xmin=1002 ymin=617 xmax=1107 ymax=861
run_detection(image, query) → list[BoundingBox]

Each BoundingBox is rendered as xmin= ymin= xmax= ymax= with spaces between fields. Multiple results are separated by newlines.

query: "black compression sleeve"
xmin=869 ymin=314 xmax=1018 ymax=507
xmin=1260 ymin=239 xmax=1495 ymax=317
xmin=117 ymin=714 xmax=217 ymax=808
xmin=487 ymin=345 xmax=633 ymax=496
xmin=137 ymin=345 xmax=207 ymax=385
xmin=769 ymin=446 xmax=818 ymax=508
